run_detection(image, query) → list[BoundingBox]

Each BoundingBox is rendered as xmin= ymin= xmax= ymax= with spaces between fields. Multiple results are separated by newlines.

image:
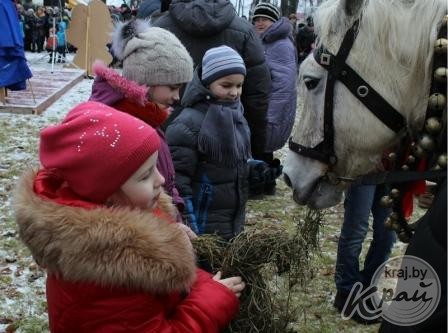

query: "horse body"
xmin=284 ymin=0 xmax=446 ymax=209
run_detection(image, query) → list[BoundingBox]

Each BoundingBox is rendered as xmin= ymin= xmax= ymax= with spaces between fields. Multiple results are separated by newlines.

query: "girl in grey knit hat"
xmin=111 ymin=19 xmax=194 ymax=107
xmin=89 ymin=19 xmax=194 ymax=224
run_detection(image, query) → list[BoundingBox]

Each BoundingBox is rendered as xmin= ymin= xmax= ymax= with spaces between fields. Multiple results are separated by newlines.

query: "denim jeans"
xmin=335 ymin=184 xmax=397 ymax=294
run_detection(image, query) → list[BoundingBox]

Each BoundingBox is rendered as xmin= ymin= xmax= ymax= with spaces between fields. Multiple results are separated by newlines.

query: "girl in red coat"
xmin=14 ymin=101 xmax=244 ymax=333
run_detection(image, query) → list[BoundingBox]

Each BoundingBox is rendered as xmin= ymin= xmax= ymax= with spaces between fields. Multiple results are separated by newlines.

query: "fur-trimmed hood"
xmin=261 ymin=17 xmax=294 ymax=44
xmin=90 ymin=61 xmax=148 ymax=106
xmin=14 ymin=169 xmax=196 ymax=294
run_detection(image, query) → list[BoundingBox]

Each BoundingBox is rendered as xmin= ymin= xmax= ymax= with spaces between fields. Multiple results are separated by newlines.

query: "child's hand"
xmin=212 ymin=271 xmax=245 ymax=298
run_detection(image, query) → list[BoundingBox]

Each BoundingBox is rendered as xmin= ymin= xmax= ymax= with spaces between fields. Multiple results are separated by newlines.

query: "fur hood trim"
xmin=92 ymin=60 xmax=148 ymax=106
xmin=14 ymin=169 xmax=196 ymax=294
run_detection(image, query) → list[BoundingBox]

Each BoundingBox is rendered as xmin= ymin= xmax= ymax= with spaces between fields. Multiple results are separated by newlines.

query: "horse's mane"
xmin=314 ymin=0 xmax=446 ymax=129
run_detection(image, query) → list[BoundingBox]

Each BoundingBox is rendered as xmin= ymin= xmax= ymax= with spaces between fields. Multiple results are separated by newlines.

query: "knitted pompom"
xmin=111 ymin=19 xmax=151 ymax=60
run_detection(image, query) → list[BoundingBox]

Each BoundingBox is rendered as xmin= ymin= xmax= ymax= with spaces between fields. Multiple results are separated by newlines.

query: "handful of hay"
xmin=192 ymin=209 xmax=324 ymax=333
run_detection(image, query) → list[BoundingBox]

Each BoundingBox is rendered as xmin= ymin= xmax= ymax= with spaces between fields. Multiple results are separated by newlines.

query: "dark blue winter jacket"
xmin=166 ymin=70 xmax=249 ymax=240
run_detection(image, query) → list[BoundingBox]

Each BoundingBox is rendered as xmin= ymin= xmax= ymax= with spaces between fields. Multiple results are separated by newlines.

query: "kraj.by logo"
xmin=341 ymin=255 xmax=441 ymax=325
xmin=372 ymin=255 xmax=440 ymax=325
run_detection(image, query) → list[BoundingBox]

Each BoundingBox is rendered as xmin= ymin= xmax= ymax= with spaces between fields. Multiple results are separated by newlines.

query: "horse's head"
xmin=284 ymin=0 xmax=445 ymax=209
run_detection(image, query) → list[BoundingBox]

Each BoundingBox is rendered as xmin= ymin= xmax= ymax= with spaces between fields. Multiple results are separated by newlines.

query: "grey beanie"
xmin=112 ymin=20 xmax=193 ymax=86
xmin=201 ymin=46 xmax=246 ymax=86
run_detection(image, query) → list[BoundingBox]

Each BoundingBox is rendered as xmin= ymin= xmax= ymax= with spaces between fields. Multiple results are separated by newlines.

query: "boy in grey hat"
xmin=166 ymin=45 xmax=251 ymax=240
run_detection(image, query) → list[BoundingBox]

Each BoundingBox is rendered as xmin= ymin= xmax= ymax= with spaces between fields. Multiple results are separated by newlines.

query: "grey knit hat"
xmin=201 ymin=46 xmax=246 ymax=86
xmin=112 ymin=20 xmax=193 ymax=86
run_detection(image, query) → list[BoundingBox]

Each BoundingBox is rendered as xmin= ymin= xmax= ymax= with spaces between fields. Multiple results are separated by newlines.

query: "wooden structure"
xmin=0 ymin=69 xmax=85 ymax=115
xmin=66 ymin=0 xmax=113 ymax=76
xmin=0 ymin=88 xmax=6 ymax=104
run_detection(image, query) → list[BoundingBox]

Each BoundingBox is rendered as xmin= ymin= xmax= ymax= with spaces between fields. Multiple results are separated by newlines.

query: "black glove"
xmin=248 ymin=159 xmax=270 ymax=195
xmin=263 ymin=159 xmax=283 ymax=195
xmin=265 ymin=158 xmax=283 ymax=184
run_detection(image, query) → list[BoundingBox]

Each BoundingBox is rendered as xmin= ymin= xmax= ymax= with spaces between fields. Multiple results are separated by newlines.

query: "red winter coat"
xmin=14 ymin=170 xmax=239 ymax=332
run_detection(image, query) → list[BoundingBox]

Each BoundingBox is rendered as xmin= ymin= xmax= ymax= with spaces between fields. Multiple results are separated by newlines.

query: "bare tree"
xmin=280 ymin=0 xmax=299 ymax=17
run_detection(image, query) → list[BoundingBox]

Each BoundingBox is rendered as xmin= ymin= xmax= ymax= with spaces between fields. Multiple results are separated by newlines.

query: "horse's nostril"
xmin=284 ymin=173 xmax=292 ymax=188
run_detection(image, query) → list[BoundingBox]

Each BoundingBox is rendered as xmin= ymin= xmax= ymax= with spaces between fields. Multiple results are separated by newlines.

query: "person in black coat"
xmin=24 ymin=8 xmax=35 ymax=51
xmin=136 ymin=0 xmax=160 ymax=19
xmin=295 ymin=15 xmax=315 ymax=69
xmin=153 ymin=0 xmax=271 ymax=157
xmin=379 ymin=180 xmax=446 ymax=333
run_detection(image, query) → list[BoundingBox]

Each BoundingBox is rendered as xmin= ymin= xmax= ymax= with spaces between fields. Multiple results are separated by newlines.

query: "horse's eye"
xmin=304 ymin=78 xmax=320 ymax=90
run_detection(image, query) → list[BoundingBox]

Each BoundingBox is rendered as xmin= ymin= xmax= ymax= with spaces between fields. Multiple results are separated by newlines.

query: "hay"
xmin=301 ymin=208 xmax=325 ymax=251
xmin=192 ymin=208 xmax=325 ymax=333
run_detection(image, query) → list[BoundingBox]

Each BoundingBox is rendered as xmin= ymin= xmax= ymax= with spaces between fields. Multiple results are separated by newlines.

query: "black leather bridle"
xmin=289 ymin=19 xmax=406 ymax=168
xmin=287 ymin=16 xmax=446 ymax=242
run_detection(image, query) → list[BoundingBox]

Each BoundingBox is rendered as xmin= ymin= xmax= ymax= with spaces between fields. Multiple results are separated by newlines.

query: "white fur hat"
xmin=112 ymin=20 xmax=193 ymax=86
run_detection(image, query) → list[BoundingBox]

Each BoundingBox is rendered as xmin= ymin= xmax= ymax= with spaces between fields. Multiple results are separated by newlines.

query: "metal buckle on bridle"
xmin=320 ymin=53 xmax=331 ymax=66
xmin=356 ymin=85 xmax=369 ymax=97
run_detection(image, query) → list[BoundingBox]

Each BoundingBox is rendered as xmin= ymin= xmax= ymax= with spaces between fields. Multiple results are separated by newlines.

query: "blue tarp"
xmin=0 ymin=0 xmax=32 ymax=90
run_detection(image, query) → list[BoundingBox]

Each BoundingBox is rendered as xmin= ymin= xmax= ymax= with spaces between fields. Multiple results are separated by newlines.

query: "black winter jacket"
xmin=166 ymin=71 xmax=249 ymax=240
xmin=379 ymin=181 xmax=446 ymax=333
xmin=153 ymin=0 xmax=270 ymax=155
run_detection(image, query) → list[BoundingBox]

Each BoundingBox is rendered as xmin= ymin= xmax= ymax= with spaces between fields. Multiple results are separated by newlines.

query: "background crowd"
xmin=12 ymin=0 xmax=316 ymax=65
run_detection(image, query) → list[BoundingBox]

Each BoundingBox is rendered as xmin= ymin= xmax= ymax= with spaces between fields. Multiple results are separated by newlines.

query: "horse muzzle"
xmin=284 ymin=172 xmax=343 ymax=209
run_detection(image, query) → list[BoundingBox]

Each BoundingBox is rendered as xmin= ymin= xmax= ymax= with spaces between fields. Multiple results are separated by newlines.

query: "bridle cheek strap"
xmin=289 ymin=19 xmax=406 ymax=167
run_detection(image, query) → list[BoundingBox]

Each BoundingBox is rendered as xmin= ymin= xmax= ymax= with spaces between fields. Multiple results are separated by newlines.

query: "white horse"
xmin=283 ymin=0 xmax=446 ymax=209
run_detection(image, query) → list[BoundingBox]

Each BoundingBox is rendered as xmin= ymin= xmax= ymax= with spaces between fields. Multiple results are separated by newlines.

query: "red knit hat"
xmin=39 ymin=101 xmax=160 ymax=203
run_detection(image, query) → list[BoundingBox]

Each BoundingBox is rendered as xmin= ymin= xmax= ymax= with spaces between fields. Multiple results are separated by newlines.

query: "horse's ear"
xmin=339 ymin=0 xmax=364 ymax=17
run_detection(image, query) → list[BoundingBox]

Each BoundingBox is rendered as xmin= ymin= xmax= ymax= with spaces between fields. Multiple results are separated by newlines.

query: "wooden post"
xmin=66 ymin=0 xmax=112 ymax=76
xmin=0 ymin=88 xmax=6 ymax=104
xmin=84 ymin=4 xmax=90 ymax=75
xmin=28 ymin=79 xmax=36 ymax=104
